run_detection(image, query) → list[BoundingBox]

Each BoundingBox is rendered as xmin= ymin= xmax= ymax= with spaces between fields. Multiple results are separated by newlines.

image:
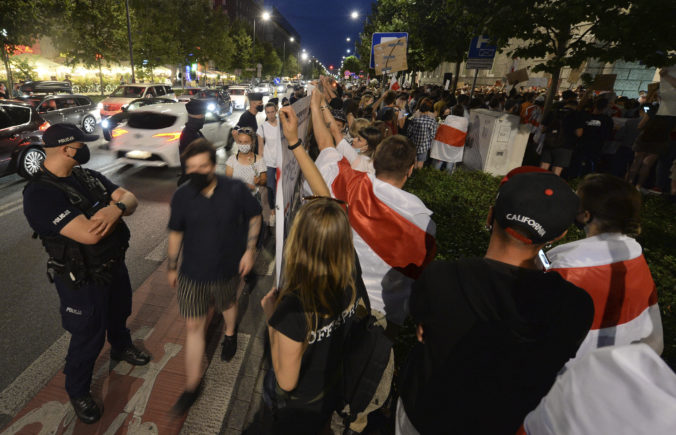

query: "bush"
xmin=403 ymin=167 xmax=676 ymax=369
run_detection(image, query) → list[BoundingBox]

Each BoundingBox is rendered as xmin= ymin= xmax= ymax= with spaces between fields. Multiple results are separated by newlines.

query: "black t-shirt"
xmin=179 ymin=125 xmax=204 ymax=157
xmin=400 ymin=258 xmax=593 ymax=435
xmin=168 ymin=175 xmax=261 ymax=282
xmin=580 ymin=112 xmax=613 ymax=151
xmin=268 ymin=265 xmax=366 ymax=412
xmin=23 ymin=169 xmax=119 ymax=237
xmin=542 ymin=105 xmax=585 ymax=149
xmin=236 ymin=110 xmax=258 ymax=133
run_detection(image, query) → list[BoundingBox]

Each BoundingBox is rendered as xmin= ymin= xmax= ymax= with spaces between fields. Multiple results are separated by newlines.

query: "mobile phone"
xmin=643 ymin=106 xmax=650 ymax=113
xmin=538 ymin=249 xmax=552 ymax=270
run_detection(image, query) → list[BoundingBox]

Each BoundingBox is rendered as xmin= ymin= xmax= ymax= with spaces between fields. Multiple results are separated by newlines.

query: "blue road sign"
xmin=370 ymin=32 xmax=408 ymax=69
xmin=467 ymin=35 xmax=497 ymax=70
xmin=273 ymin=77 xmax=281 ymax=85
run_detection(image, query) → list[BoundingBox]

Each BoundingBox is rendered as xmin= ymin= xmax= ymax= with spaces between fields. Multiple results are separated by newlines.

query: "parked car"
xmin=228 ymin=85 xmax=249 ymax=110
xmin=251 ymin=82 xmax=271 ymax=96
xmin=19 ymin=80 xmax=72 ymax=96
xmin=195 ymin=88 xmax=232 ymax=116
xmin=176 ymin=87 xmax=204 ymax=103
xmin=0 ymin=100 xmax=48 ymax=179
xmin=108 ymin=101 xmax=231 ymax=168
xmin=101 ymin=97 xmax=176 ymax=141
xmin=99 ymin=84 xmax=177 ymax=118
xmin=33 ymin=94 xmax=101 ymax=134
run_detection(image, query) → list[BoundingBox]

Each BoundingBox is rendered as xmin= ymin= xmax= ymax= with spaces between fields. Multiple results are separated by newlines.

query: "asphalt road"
xmin=0 ymin=107 xmax=249 ymax=395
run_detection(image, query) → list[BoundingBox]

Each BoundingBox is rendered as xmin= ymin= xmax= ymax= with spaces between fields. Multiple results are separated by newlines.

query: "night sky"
xmin=268 ymin=0 xmax=375 ymax=70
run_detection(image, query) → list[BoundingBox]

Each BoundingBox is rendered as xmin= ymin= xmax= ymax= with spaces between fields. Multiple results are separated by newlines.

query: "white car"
xmin=108 ymin=102 xmax=231 ymax=168
xmin=228 ymin=86 xmax=249 ymax=110
xmin=99 ymin=84 xmax=178 ymax=118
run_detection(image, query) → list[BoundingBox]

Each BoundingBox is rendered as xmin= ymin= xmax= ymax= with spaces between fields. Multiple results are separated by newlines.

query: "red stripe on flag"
xmin=553 ymin=255 xmax=657 ymax=329
xmin=434 ymin=124 xmax=467 ymax=147
xmin=332 ymin=158 xmax=436 ymax=279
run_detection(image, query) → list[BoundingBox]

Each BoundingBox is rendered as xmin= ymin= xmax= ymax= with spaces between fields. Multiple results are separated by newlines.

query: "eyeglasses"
xmin=302 ymin=195 xmax=348 ymax=212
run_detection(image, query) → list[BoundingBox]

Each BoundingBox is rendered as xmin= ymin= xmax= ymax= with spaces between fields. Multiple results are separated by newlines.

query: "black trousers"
xmin=54 ymin=262 xmax=133 ymax=398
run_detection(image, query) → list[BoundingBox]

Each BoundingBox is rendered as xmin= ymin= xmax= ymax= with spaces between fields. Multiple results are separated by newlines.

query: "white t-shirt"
xmin=336 ymin=138 xmax=375 ymax=174
xmin=226 ymin=154 xmax=267 ymax=194
xmin=257 ymin=120 xmax=282 ymax=168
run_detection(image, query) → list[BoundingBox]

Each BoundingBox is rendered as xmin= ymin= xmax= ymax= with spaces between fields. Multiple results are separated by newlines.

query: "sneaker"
xmin=70 ymin=393 xmax=103 ymax=424
xmin=172 ymin=383 xmax=203 ymax=415
xmin=221 ymin=333 xmax=237 ymax=361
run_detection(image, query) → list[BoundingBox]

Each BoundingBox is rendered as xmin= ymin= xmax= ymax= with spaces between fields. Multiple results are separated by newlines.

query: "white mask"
xmin=237 ymin=143 xmax=252 ymax=154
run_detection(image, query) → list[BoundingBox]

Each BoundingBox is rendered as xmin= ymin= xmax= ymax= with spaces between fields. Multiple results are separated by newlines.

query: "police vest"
xmin=27 ymin=167 xmax=130 ymax=288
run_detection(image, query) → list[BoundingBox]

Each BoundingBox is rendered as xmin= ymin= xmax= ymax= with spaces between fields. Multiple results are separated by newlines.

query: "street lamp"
xmin=346 ymin=37 xmax=351 ymax=42
xmin=351 ymin=11 xmax=359 ymax=19
xmin=301 ymin=52 xmax=308 ymax=61
xmin=347 ymin=49 xmax=351 ymax=53
xmin=283 ymin=36 xmax=295 ymax=76
xmin=253 ymin=10 xmax=272 ymax=63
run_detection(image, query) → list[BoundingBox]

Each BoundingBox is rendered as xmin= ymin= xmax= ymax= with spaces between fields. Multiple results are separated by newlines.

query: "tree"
xmin=0 ymin=0 xmax=55 ymax=91
xmin=340 ymin=56 xmax=361 ymax=76
xmin=130 ymin=0 xmax=181 ymax=82
xmin=229 ymin=22 xmax=253 ymax=73
xmin=488 ymin=0 xmax=676 ymax=112
xmin=50 ymin=0 xmax=128 ymax=94
xmin=284 ymin=54 xmax=299 ymax=77
xmin=263 ymin=46 xmax=282 ymax=77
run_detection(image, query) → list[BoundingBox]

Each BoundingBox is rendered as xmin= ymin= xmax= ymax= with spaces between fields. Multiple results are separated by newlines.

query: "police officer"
xmin=178 ymin=99 xmax=208 ymax=185
xmin=22 ymin=124 xmax=150 ymax=424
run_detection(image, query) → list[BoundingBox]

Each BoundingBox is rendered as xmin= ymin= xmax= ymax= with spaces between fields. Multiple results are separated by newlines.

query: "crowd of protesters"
xmin=167 ymin=71 xmax=676 ymax=434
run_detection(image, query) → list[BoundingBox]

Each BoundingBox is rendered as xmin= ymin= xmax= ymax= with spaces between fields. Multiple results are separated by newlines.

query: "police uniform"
xmin=22 ymin=124 xmax=149 ymax=424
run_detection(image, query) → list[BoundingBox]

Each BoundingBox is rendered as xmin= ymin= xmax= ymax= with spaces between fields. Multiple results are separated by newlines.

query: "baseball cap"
xmin=185 ymin=98 xmax=207 ymax=115
xmin=43 ymin=123 xmax=98 ymax=148
xmin=494 ymin=171 xmax=579 ymax=244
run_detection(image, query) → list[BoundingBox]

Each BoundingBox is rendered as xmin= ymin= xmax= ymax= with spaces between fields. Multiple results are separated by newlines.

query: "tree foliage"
xmin=340 ymin=56 xmax=361 ymax=76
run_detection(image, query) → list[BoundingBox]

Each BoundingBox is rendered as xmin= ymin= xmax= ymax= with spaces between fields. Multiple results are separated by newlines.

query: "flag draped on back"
xmin=430 ymin=115 xmax=468 ymax=163
xmin=547 ymin=233 xmax=663 ymax=360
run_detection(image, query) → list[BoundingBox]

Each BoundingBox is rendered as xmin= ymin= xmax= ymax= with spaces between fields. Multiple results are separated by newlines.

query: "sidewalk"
xmin=0 ymin=243 xmax=275 ymax=435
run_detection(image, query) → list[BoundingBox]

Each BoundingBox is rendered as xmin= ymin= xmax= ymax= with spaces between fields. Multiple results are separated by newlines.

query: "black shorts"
xmin=541 ymin=147 xmax=573 ymax=168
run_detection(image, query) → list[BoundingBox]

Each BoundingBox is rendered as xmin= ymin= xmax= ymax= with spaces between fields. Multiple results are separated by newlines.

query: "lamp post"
xmin=283 ymin=37 xmax=294 ymax=77
xmin=253 ymin=11 xmax=271 ymax=65
xmin=124 ymin=0 xmax=135 ymax=83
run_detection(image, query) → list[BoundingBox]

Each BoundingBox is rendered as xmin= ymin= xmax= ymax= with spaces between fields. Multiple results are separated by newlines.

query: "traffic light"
xmin=329 ymin=65 xmax=334 ymax=70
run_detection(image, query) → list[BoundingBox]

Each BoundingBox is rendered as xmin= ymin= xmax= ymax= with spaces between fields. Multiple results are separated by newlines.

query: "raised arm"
xmin=310 ymin=84 xmax=335 ymax=152
xmin=279 ymin=106 xmax=331 ymax=197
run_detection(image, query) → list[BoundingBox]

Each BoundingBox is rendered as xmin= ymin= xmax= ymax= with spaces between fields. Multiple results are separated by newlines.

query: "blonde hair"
xmin=349 ymin=117 xmax=370 ymax=138
xmin=278 ymin=199 xmax=356 ymax=345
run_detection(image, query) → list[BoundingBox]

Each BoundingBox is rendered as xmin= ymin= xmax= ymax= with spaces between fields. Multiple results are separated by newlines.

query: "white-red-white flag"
xmin=430 ymin=114 xmax=468 ymax=163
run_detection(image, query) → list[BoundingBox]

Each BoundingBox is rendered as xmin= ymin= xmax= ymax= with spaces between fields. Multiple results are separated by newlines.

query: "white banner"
xmin=275 ymin=96 xmax=312 ymax=283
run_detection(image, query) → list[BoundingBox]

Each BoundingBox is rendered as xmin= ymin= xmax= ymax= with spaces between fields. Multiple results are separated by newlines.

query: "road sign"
xmin=273 ymin=77 xmax=281 ymax=85
xmin=466 ymin=35 xmax=496 ymax=70
xmin=370 ymin=32 xmax=408 ymax=69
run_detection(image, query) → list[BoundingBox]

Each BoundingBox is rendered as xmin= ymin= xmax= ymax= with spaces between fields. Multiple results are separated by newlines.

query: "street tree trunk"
xmin=98 ymin=59 xmax=104 ymax=96
xmin=2 ymin=48 xmax=14 ymax=96
xmin=544 ymin=66 xmax=561 ymax=114
xmin=452 ymin=59 xmax=461 ymax=93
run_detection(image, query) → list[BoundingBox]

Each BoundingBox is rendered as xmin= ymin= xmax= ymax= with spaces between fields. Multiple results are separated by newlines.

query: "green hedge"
xmin=403 ymin=167 xmax=676 ymax=369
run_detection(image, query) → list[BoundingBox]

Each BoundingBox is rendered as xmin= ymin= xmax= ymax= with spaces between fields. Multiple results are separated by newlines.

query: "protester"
xmin=406 ymin=97 xmax=438 ymax=168
xmin=168 ymin=139 xmax=262 ymax=414
xmin=429 ymin=105 xmax=468 ymax=174
xmin=232 ymin=92 xmax=264 ymax=149
xmin=179 ymin=99 xmax=207 ymax=175
xmin=540 ymin=90 xmax=583 ymax=176
xmin=397 ymin=170 xmax=593 ymax=435
xmin=325 ymin=103 xmax=382 ymax=174
xmin=226 ymin=128 xmax=267 ymax=200
xmin=546 ymin=174 xmax=663 ymax=360
xmin=576 ymin=98 xmax=614 ymax=176
xmin=521 ymin=344 xmax=676 ymax=434
xmin=257 ymin=102 xmax=282 ymax=224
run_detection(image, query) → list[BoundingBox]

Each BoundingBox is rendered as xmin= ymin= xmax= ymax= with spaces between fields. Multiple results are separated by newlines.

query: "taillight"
xmin=39 ymin=121 xmax=50 ymax=131
xmin=152 ymin=132 xmax=181 ymax=142
xmin=112 ymin=128 xmax=128 ymax=138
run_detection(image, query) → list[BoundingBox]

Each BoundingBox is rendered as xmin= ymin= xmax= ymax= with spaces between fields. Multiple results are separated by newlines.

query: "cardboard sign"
xmin=647 ymin=82 xmax=660 ymax=102
xmin=506 ymin=68 xmax=529 ymax=85
xmin=526 ymin=77 xmax=548 ymax=88
xmin=373 ymin=36 xmax=408 ymax=75
xmin=591 ymin=74 xmax=617 ymax=91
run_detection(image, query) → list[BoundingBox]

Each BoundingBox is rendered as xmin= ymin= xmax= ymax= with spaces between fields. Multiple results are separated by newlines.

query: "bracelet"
xmin=288 ymin=139 xmax=302 ymax=150
xmin=320 ymin=105 xmax=329 ymax=110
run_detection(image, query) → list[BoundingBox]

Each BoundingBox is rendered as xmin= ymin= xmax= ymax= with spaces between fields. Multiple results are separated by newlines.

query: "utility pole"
xmin=125 ymin=0 xmax=135 ymax=83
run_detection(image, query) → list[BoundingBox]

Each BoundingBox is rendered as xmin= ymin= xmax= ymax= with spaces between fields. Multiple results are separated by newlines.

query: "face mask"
xmin=187 ymin=172 xmax=212 ymax=190
xmin=70 ymin=144 xmax=90 ymax=165
xmin=237 ymin=143 xmax=252 ymax=154
xmin=188 ymin=117 xmax=204 ymax=129
xmin=256 ymin=104 xmax=264 ymax=112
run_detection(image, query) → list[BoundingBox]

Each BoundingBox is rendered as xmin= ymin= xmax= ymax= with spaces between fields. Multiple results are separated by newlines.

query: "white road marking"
xmin=145 ymin=237 xmax=168 ymax=262
xmin=0 ymin=204 xmax=23 ymax=218
xmin=0 ymin=198 xmax=22 ymax=212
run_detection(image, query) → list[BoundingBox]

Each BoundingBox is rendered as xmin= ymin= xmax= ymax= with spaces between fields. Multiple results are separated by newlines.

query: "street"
xmin=0 ymin=108 xmax=246 ymax=399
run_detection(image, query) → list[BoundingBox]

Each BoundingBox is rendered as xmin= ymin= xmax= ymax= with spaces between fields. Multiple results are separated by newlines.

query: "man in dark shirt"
xmin=577 ymin=98 xmax=613 ymax=176
xmin=232 ymin=92 xmax=263 ymax=149
xmin=540 ymin=90 xmax=584 ymax=176
xmin=168 ymin=139 xmax=262 ymax=414
xmin=398 ymin=170 xmax=594 ymax=435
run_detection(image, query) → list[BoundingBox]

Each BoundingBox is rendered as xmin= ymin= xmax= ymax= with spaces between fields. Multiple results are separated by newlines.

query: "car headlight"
xmin=97 ymin=102 xmax=103 ymax=110
xmin=101 ymin=119 xmax=109 ymax=129
xmin=207 ymin=103 xmax=216 ymax=112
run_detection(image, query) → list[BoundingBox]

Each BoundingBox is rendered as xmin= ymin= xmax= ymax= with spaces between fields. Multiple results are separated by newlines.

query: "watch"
xmin=114 ymin=202 xmax=126 ymax=213
xmin=288 ymin=139 xmax=302 ymax=150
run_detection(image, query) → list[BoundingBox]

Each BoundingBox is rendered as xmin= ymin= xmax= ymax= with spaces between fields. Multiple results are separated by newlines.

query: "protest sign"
xmin=591 ymin=74 xmax=617 ymax=91
xmin=506 ymin=68 xmax=529 ymax=85
xmin=526 ymin=77 xmax=548 ymax=88
xmin=656 ymin=67 xmax=675 ymax=116
xmin=373 ymin=36 xmax=408 ymax=75
xmin=275 ymin=96 xmax=311 ymax=282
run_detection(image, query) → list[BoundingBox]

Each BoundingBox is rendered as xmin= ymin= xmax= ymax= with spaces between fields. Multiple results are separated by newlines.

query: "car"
xmin=19 ymin=80 xmax=72 ymax=96
xmin=0 ymin=100 xmax=49 ymax=179
xmin=99 ymin=84 xmax=177 ymax=118
xmin=108 ymin=101 xmax=231 ymax=168
xmin=228 ymin=85 xmax=249 ymax=110
xmin=32 ymin=94 xmax=101 ymax=134
xmin=176 ymin=87 xmax=204 ymax=103
xmin=251 ymin=82 xmax=271 ymax=96
xmin=101 ymin=97 xmax=176 ymax=141
xmin=195 ymin=88 xmax=232 ymax=117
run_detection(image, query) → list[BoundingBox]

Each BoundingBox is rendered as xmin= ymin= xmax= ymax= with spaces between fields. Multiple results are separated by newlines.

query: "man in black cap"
xmin=397 ymin=168 xmax=594 ymax=435
xmin=22 ymin=124 xmax=150 ymax=424
xmin=231 ymin=92 xmax=263 ymax=150
xmin=180 ymin=99 xmax=208 ymax=162
xmin=289 ymin=84 xmax=305 ymax=105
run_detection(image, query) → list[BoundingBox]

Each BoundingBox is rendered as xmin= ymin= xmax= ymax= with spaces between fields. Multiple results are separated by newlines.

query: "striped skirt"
xmin=177 ymin=273 xmax=240 ymax=318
